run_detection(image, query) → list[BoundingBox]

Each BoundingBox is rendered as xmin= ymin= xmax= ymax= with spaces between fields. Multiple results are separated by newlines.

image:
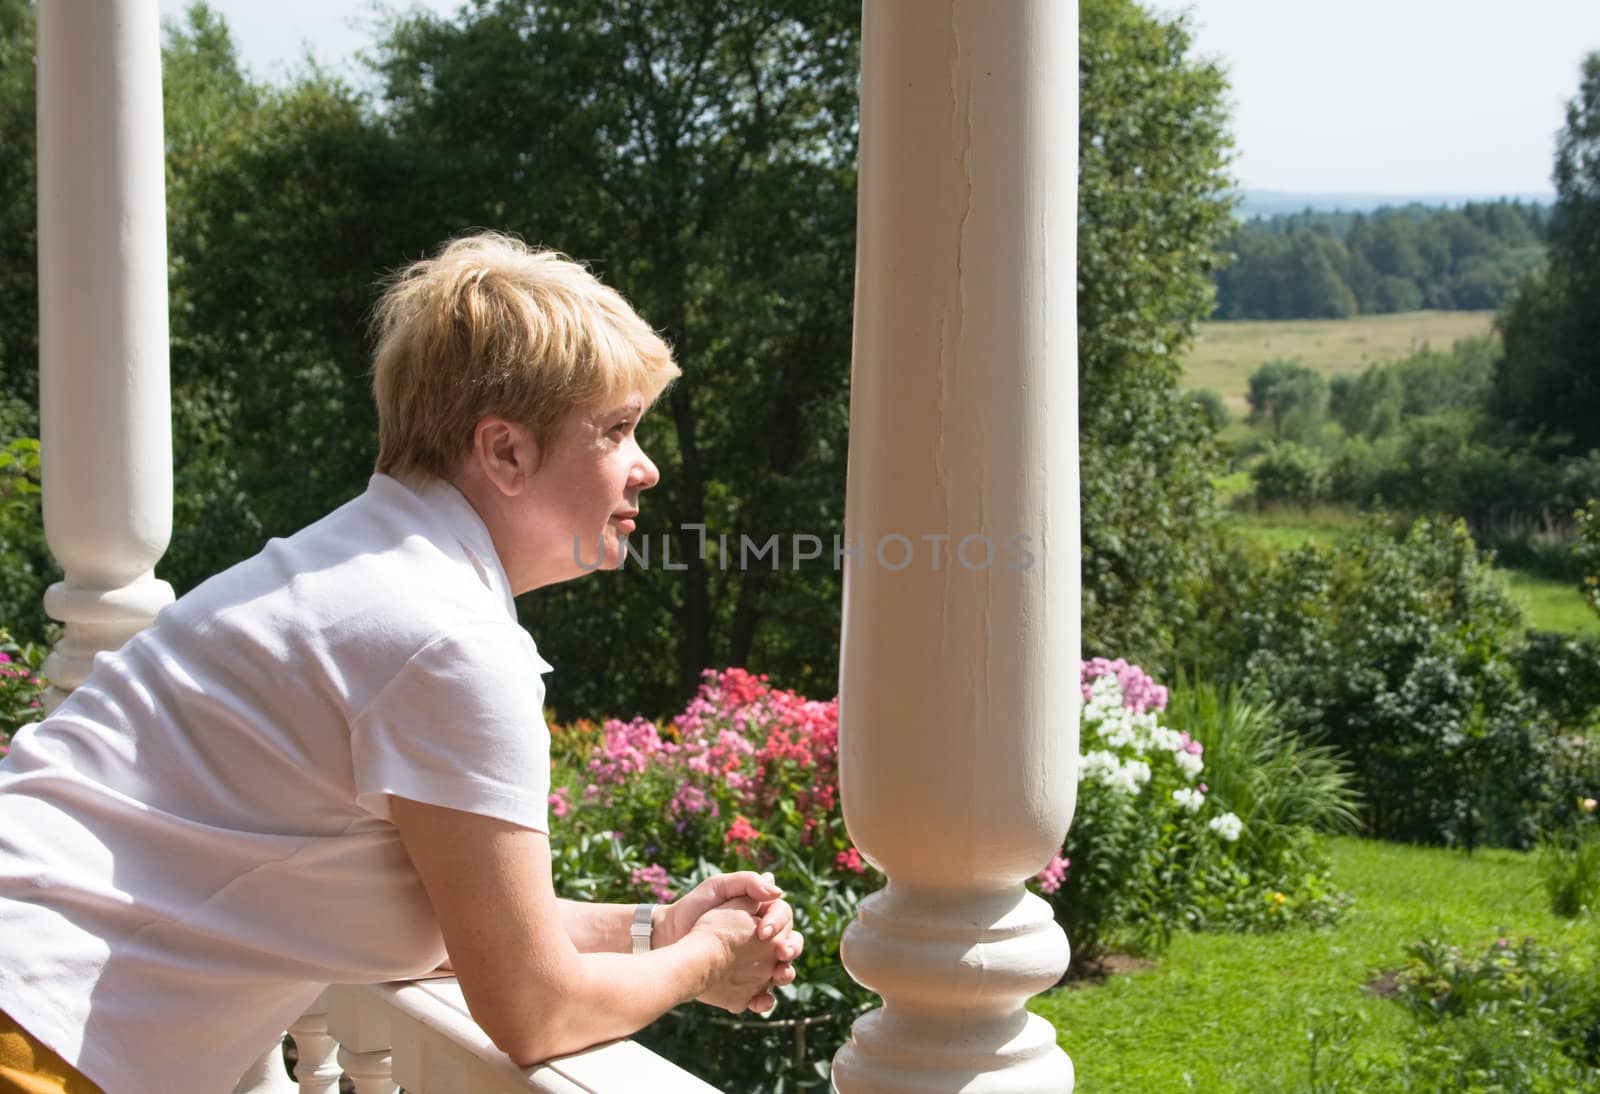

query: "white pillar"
xmin=35 ymin=0 xmax=175 ymax=706
xmin=832 ymin=2 xmax=1079 ymax=1091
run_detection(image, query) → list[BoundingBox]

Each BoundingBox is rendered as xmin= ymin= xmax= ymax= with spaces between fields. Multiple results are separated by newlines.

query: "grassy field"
xmin=1187 ymin=311 xmax=1497 ymax=414
xmin=1031 ymin=836 xmax=1582 ymax=1092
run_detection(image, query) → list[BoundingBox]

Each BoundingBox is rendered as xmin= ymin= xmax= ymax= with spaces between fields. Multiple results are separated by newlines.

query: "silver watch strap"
xmin=630 ymin=902 xmax=656 ymax=955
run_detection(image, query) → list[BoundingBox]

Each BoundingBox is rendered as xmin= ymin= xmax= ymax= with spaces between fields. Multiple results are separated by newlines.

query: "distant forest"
xmin=1211 ymin=202 xmax=1548 ymax=320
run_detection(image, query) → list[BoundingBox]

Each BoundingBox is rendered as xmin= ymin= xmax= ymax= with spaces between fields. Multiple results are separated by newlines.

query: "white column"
xmin=35 ymin=0 xmax=175 ymax=707
xmin=831 ymin=2 xmax=1079 ymax=1091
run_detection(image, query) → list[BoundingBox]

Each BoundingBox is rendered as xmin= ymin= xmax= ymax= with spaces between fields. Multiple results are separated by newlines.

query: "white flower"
xmin=1171 ymin=787 xmax=1205 ymax=814
xmin=1078 ymin=750 xmax=1121 ymax=782
xmin=1174 ymin=749 xmax=1204 ymax=781
xmin=1208 ymin=811 xmax=1243 ymax=842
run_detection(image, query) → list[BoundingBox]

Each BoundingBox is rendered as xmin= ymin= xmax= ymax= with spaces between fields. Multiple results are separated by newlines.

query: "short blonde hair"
xmin=370 ymin=232 xmax=679 ymax=480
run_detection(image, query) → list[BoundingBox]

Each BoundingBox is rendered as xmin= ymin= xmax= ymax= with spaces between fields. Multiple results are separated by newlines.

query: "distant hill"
xmin=1238 ymin=189 xmax=1554 ymax=219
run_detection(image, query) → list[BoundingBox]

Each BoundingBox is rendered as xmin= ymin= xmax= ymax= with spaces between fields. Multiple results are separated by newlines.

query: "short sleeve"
xmin=350 ymin=622 xmax=554 ymax=832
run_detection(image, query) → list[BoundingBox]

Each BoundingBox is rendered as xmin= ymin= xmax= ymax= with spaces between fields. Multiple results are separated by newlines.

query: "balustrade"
xmin=232 ymin=981 xmax=720 ymax=1094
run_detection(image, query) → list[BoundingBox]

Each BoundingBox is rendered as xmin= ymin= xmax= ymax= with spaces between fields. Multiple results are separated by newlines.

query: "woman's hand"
xmin=688 ymin=898 xmax=787 ymax=1013
xmin=660 ymin=871 xmax=804 ymax=1012
xmin=657 ymin=871 xmax=787 ymax=947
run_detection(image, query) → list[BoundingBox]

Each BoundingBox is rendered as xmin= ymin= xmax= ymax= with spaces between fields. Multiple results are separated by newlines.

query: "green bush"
xmin=0 ymin=627 xmax=46 ymax=752
xmin=1044 ymin=662 xmax=1348 ymax=967
xmin=1513 ymin=630 xmax=1600 ymax=732
xmin=1387 ymin=932 xmax=1600 ymax=1088
xmin=1538 ymin=822 xmax=1600 ymax=918
xmin=1250 ymin=441 xmax=1325 ymax=507
xmin=1208 ymin=517 xmax=1552 ymax=848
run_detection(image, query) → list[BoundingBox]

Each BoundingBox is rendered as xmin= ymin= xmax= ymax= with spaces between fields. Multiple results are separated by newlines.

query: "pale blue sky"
xmin=159 ymin=0 xmax=1600 ymax=197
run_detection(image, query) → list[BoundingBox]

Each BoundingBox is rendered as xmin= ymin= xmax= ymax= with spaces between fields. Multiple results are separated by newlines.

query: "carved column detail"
xmin=832 ymin=1 xmax=1080 ymax=1090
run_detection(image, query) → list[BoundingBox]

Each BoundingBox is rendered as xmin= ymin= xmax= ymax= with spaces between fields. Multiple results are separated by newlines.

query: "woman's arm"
xmin=390 ymin=796 xmax=783 ymax=1065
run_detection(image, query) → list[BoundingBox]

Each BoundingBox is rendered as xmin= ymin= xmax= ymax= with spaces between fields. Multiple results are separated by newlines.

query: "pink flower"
xmin=725 ymin=815 xmax=761 ymax=848
xmin=836 ymin=847 xmax=865 ymax=874
xmin=1034 ymin=853 xmax=1070 ymax=895
xmin=668 ymin=783 xmax=714 ymax=818
xmin=548 ymin=788 xmax=571 ymax=819
xmin=631 ymin=864 xmax=675 ymax=903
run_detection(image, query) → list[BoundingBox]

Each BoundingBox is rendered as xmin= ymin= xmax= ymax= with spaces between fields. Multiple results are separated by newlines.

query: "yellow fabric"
xmin=0 ymin=1009 xmax=102 ymax=1094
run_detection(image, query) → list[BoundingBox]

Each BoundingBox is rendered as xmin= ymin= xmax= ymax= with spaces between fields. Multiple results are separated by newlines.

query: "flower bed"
xmin=548 ymin=661 xmax=1349 ymax=1088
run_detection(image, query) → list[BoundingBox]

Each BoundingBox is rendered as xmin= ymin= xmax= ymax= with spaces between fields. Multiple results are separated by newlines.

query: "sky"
xmin=158 ymin=0 xmax=1600 ymax=198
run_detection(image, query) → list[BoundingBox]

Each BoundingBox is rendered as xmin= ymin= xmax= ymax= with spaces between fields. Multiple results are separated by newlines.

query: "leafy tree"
xmin=0 ymin=0 xmax=37 ymax=420
xmin=1247 ymin=358 xmax=1326 ymax=442
xmin=1077 ymin=0 xmax=1234 ymax=666
xmin=1493 ymin=52 xmax=1600 ymax=455
xmin=366 ymin=0 xmax=859 ymax=715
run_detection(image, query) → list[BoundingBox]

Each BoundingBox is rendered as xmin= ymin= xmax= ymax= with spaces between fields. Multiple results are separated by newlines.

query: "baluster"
xmin=287 ymin=992 xmax=342 ymax=1094
xmin=337 ymin=1046 xmax=396 ymax=1094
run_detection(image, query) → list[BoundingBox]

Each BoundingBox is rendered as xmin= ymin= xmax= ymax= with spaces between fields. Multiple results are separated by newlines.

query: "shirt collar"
xmin=373 ymin=473 xmax=517 ymax=621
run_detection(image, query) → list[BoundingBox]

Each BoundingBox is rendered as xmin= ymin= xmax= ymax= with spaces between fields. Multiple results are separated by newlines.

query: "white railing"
xmin=234 ymin=981 xmax=721 ymax=1094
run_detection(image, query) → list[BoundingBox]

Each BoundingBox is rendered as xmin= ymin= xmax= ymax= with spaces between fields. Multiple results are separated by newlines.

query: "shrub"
xmin=1162 ymin=679 xmax=1362 ymax=868
xmin=1188 ymin=387 xmax=1230 ymax=431
xmin=1250 ymin=441 xmax=1324 ymax=506
xmin=1043 ymin=661 xmax=1347 ymax=967
xmin=1538 ymin=798 xmax=1600 ymax=918
xmin=546 ymin=668 xmax=868 ymax=1092
xmin=0 ymin=628 xmax=46 ymax=752
xmin=1513 ymin=630 xmax=1600 ymax=732
xmin=1221 ymin=517 xmax=1551 ymax=847
xmin=1382 ymin=932 xmax=1600 ymax=1089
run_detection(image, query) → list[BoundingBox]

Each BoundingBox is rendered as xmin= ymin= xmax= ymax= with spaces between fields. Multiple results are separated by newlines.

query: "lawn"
xmin=1187 ymin=311 xmax=1497 ymax=415
xmin=1032 ymin=837 xmax=1582 ymax=1092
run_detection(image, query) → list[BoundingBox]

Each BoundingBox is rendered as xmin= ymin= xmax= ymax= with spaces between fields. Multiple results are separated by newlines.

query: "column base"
xmin=832 ymin=884 xmax=1073 ymax=1092
xmin=41 ymin=573 xmax=174 ymax=705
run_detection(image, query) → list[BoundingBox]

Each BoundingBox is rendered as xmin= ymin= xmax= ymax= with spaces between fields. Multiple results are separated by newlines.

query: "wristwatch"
xmin=631 ymin=903 xmax=656 ymax=955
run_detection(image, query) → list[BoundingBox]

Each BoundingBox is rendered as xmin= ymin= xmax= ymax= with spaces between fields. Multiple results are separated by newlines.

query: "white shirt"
xmin=0 ymin=474 xmax=552 ymax=1094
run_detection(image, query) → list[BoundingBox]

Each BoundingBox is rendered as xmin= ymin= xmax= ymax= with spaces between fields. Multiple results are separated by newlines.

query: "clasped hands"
xmin=655 ymin=870 xmax=804 ymax=1014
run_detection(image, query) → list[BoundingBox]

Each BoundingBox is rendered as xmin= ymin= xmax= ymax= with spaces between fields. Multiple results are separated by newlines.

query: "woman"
xmin=0 ymin=233 xmax=802 ymax=1093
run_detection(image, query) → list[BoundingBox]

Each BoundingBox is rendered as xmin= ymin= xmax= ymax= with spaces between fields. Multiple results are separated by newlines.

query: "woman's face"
xmin=512 ymin=393 xmax=660 ymax=591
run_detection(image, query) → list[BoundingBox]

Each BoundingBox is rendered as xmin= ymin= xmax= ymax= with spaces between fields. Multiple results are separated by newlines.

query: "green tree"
xmin=1077 ymin=0 xmax=1234 ymax=666
xmin=1247 ymin=358 xmax=1326 ymax=442
xmin=0 ymin=0 xmax=37 ymax=421
xmin=1493 ymin=52 xmax=1600 ymax=454
xmin=365 ymin=0 xmax=859 ymax=714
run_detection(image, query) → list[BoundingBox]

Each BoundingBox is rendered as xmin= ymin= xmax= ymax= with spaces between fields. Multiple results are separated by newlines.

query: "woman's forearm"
xmin=557 ymin=897 xmax=665 ymax=953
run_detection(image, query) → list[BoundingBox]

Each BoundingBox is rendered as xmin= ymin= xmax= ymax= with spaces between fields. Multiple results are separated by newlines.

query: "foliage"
xmin=1580 ymin=500 xmax=1600 ymax=618
xmin=1371 ymin=931 xmax=1600 ymax=1091
xmin=1492 ymin=52 xmax=1600 ymax=456
xmin=0 ymin=0 xmax=37 ymax=415
xmin=0 ymin=437 xmax=56 ymax=642
xmin=1512 ymin=629 xmax=1600 ymax=732
xmin=1044 ymin=661 xmax=1347 ymax=967
xmin=1537 ymin=812 xmax=1600 ymax=918
xmin=0 ymin=627 xmax=47 ymax=752
xmin=546 ymin=668 xmax=870 ymax=1091
xmin=1246 ymin=359 xmax=1327 ymax=443
xmin=1250 ymin=441 xmax=1324 ymax=507
xmin=1199 ymin=517 xmax=1551 ymax=848
xmin=1076 ymin=0 xmax=1234 ymax=669
xmin=1214 ymin=201 xmax=1547 ymax=320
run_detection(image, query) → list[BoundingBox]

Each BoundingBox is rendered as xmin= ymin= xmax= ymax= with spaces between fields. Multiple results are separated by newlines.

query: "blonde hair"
xmin=370 ymin=232 xmax=679 ymax=480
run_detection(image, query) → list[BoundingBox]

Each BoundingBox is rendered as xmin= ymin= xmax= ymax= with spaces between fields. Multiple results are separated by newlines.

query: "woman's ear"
xmin=471 ymin=417 xmax=539 ymax=497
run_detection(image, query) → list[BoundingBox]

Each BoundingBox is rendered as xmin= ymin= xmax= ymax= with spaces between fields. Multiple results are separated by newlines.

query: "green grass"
xmin=1032 ymin=836 xmax=1580 ymax=1093
xmin=1505 ymin=569 xmax=1600 ymax=635
xmin=1226 ymin=506 xmax=1363 ymax=552
xmin=1186 ymin=312 xmax=1497 ymax=415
